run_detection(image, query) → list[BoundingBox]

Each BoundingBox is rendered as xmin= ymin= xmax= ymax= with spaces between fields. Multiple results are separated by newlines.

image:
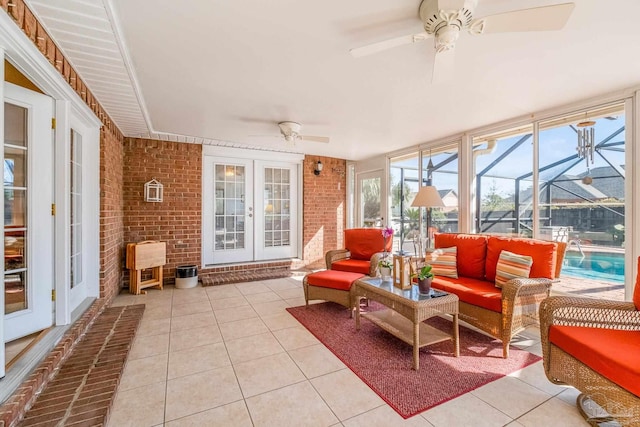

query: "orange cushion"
xmin=549 ymin=325 xmax=640 ymax=397
xmin=344 ymin=228 xmax=390 ymax=260
xmin=431 ymin=276 xmax=502 ymax=313
xmin=434 ymin=233 xmax=488 ymax=280
xmin=331 ymin=259 xmax=371 ymax=275
xmin=485 ymin=236 xmax=556 ymax=282
xmin=306 ymin=270 xmax=365 ymax=291
xmin=634 ymin=257 xmax=640 ymax=310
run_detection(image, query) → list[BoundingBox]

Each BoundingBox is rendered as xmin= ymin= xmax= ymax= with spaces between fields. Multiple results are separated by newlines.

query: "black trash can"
xmin=175 ymin=265 xmax=198 ymax=289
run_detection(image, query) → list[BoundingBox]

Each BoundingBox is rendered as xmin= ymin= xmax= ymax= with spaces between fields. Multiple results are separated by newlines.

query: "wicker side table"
xmin=354 ymin=277 xmax=459 ymax=370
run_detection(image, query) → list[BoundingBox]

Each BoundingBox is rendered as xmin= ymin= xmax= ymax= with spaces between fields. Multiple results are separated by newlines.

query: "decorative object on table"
xmin=412 ymin=263 xmax=434 ymax=294
xmin=378 ymin=257 xmax=392 ymax=281
xmin=143 ymin=178 xmax=163 ymax=202
xmin=287 ymin=301 xmax=541 ymax=419
xmin=378 ymin=226 xmax=394 ymax=280
xmin=392 ymin=254 xmax=412 ymax=290
xmin=411 ymin=184 xmax=444 ymax=248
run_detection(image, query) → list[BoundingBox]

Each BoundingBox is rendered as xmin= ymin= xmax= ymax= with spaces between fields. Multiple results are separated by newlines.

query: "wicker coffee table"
xmin=354 ymin=277 xmax=459 ymax=370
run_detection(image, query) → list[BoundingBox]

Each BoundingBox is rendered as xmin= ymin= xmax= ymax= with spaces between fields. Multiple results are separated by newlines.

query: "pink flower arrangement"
xmin=381 ymin=226 xmax=394 ymax=239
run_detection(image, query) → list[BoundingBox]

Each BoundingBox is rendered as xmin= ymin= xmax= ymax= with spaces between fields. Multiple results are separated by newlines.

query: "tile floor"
xmin=108 ymin=277 xmax=589 ymax=427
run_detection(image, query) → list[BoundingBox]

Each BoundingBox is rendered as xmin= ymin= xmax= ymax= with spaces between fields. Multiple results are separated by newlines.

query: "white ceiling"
xmin=26 ymin=0 xmax=640 ymax=160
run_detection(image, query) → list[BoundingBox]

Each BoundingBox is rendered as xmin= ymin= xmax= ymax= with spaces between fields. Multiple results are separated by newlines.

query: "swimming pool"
xmin=562 ymin=251 xmax=625 ymax=283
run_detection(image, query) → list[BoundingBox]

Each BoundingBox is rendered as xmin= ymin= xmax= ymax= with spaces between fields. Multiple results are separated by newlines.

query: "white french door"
xmin=202 ymin=147 xmax=302 ymax=265
xmin=356 ymin=170 xmax=385 ymax=227
xmin=203 ymin=157 xmax=254 ymax=264
xmin=3 ymin=82 xmax=54 ymax=342
xmin=254 ymin=160 xmax=298 ymax=260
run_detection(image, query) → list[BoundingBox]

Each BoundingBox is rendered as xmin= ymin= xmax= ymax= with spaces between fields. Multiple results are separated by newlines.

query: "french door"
xmin=357 ymin=170 xmax=385 ymax=227
xmin=202 ymin=147 xmax=301 ymax=265
xmin=3 ymin=83 xmax=54 ymax=342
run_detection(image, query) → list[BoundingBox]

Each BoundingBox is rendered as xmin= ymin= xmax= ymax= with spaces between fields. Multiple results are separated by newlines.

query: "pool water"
xmin=562 ymin=251 xmax=625 ymax=283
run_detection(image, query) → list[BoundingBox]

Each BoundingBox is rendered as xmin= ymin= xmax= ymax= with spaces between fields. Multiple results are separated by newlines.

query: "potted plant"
xmin=413 ymin=264 xmax=434 ymax=294
xmin=378 ymin=258 xmax=392 ymax=281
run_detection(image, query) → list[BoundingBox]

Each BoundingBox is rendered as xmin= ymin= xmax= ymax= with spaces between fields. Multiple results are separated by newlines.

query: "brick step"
xmin=16 ymin=305 xmax=145 ymax=427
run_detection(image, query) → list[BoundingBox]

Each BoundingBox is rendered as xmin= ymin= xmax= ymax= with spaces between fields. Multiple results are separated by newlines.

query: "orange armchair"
xmin=325 ymin=228 xmax=392 ymax=277
xmin=540 ymin=257 xmax=640 ymax=426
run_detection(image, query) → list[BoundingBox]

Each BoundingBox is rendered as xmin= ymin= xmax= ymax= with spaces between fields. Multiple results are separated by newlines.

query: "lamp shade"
xmin=411 ymin=186 xmax=445 ymax=208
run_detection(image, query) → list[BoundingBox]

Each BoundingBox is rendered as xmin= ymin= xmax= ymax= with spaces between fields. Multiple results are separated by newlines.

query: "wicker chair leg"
xmin=502 ymin=342 xmax=509 ymax=359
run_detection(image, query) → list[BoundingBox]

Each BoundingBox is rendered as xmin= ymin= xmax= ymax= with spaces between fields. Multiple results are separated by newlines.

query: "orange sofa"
xmin=325 ymin=228 xmax=392 ymax=277
xmin=430 ymin=233 xmax=566 ymax=358
xmin=539 ymin=258 xmax=640 ymax=425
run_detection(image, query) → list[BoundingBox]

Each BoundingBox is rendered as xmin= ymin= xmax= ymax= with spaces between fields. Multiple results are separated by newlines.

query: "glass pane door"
xmin=4 ymin=103 xmax=27 ymax=315
xmin=357 ymin=171 xmax=384 ymax=228
xmin=254 ymin=161 xmax=298 ymax=260
xmin=204 ymin=157 xmax=254 ymax=264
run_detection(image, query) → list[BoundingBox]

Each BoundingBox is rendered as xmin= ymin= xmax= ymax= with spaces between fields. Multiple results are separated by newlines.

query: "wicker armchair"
xmin=540 ymin=295 xmax=640 ymax=426
xmin=325 ymin=228 xmax=391 ymax=277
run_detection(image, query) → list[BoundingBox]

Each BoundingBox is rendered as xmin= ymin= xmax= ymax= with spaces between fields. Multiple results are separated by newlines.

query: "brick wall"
xmin=302 ymin=156 xmax=347 ymax=269
xmin=100 ymin=127 xmax=125 ymax=301
xmin=123 ymin=138 xmax=202 ymax=282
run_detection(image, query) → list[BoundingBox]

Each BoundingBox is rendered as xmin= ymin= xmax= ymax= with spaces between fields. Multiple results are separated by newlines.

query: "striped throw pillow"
xmin=495 ymin=250 xmax=533 ymax=288
xmin=426 ymin=247 xmax=458 ymax=278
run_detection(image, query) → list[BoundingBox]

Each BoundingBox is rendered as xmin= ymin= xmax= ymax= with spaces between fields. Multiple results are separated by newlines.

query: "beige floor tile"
xmin=225 ymin=331 xmax=285 ymax=364
xmin=472 ymin=376 xmax=552 ymax=419
xmin=312 ymin=369 xmax=384 ymax=421
xmin=110 ymin=294 xmax=141 ymax=307
xmin=119 ymin=353 xmax=168 ymax=391
xmin=219 ymin=317 xmax=269 ymax=341
xmin=169 ymin=324 xmax=223 ymax=353
xmin=508 ymin=361 xmax=568 ymax=396
xmin=209 ymin=296 xmax=249 ymax=310
xmin=214 ymin=304 xmax=259 ymax=324
xmin=165 ymin=400 xmax=252 ymax=427
xmin=172 ymin=289 xmax=210 ymax=306
xmin=505 ymin=421 xmax=525 ymax=427
xmin=171 ymin=300 xmax=212 ymax=317
xmin=421 ymin=393 xmax=512 ymax=427
xmin=137 ymin=317 xmax=171 ymax=337
xmin=234 ymin=352 xmax=305 ymax=397
xmin=142 ymin=304 xmax=174 ymax=321
xmin=516 ymin=397 xmax=585 ymax=426
xmin=274 ymin=287 xmax=305 ymax=300
xmin=264 ymin=279 xmax=300 ymax=292
xmin=168 ymin=342 xmax=231 ymax=379
xmin=343 ymin=405 xmax=432 ymax=427
xmin=261 ymin=311 xmax=304 ymax=331
xmin=107 ymin=381 xmax=166 ymax=427
xmin=273 ymin=326 xmax=320 ymax=350
xmin=129 ymin=332 xmax=169 ymax=360
xmin=556 ymin=387 xmax=581 ymax=407
xmin=285 ymin=296 xmax=308 ymax=307
xmin=236 ymin=282 xmax=271 ymax=295
xmin=252 ymin=299 xmax=291 ymax=317
xmin=289 ymin=344 xmax=346 ymax=378
xmin=165 ymin=366 xmax=243 ymax=421
xmin=206 ymin=284 xmax=243 ymax=299
xmin=246 ymin=381 xmax=338 ymax=427
xmin=524 ymin=342 xmax=543 ymax=357
xmin=170 ymin=311 xmax=217 ymax=333
xmin=245 ymin=290 xmax=283 ymax=305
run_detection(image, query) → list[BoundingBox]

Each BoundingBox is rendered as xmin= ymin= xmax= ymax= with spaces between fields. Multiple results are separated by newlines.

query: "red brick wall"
xmin=123 ymin=138 xmax=202 ymax=281
xmin=100 ymin=127 xmax=125 ymax=300
xmin=302 ymin=156 xmax=347 ymax=268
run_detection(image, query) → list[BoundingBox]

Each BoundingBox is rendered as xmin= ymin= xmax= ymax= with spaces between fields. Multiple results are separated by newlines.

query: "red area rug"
xmin=287 ymin=302 xmax=541 ymax=419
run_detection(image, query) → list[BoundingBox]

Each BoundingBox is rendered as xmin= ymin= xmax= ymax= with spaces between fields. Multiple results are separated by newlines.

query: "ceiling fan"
xmin=275 ymin=121 xmax=330 ymax=144
xmin=350 ymin=0 xmax=575 ymax=81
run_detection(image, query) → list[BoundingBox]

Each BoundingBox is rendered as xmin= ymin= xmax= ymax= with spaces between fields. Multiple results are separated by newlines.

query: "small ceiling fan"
xmin=350 ymin=0 xmax=575 ymax=81
xmin=276 ymin=121 xmax=330 ymax=144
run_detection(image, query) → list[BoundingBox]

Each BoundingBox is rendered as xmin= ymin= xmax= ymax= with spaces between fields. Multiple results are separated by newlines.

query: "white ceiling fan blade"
xmin=350 ymin=32 xmax=432 ymax=58
xmin=300 ymin=135 xmax=330 ymax=143
xmin=479 ymin=3 xmax=575 ymax=34
xmin=431 ymin=48 xmax=456 ymax=84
